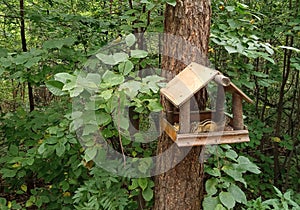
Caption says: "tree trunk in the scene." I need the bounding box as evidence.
[154,1,211,210]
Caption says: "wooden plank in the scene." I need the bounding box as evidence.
[225,83,253,103]
[160,62,218,107]
[175,130,250,147]
[232,93,244,130]
[179,100,190,133]
[160,117,177,141]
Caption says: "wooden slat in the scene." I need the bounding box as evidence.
[225,83,253,103]
[179,100,190,133]
[160,117,177,141]
[160,62,218,107]
[175,130,250,147]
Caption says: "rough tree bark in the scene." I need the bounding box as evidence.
[154,1,211,210]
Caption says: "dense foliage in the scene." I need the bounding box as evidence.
[0,0,299,209]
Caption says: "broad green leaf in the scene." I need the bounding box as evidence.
[84,147,97,162]
[100,89,113,100]
[279,46,300,53]
[0,168,17,178]
[214,204,226,210]
[55,142,66,157]
[0,57,12,68]
[43,38,74,49]
[119,80,141,98]
[116,115,129,130]
[24,56,41,68]
[113,52,129,64]
[96,53,117,65]
[102,70,124,86]
[166,0,176,7]
[54,73,75,83]
[225,45,238,54]
[46,81,66,96]
[0,47,8,57]
[118,60,134,75]
[205,167,221,177]
[252,71,269,78]
[69,86,84,97]
[228,184,247,204]
[125,34,136,47]
[225,6,235,12]
[138,178,148,191]
[96,111,112,126]
[9,145,18,156]
[83,124,98,136]
[225,149,238,161]
[38,144,46,154]
[237,156,261,174]
[222,167,246,186]
[130,50,148,58]
[147,100,162,112]
[202,196,219,210]
[142,186,153,201]
[219,191,235,209]
[205,178,218,196]
[86,73,101,84]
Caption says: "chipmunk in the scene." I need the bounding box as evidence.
[173,117,233,133]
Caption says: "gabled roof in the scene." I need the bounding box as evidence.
[160,62,253,107]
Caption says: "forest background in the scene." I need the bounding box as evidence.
[0,0,299,209]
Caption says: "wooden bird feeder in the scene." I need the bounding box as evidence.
[160,62,253,147]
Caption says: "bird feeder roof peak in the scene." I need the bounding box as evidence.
[160,62,253,107]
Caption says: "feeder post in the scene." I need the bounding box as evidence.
[232,93,244,130]
[215,84,225,124]
[179,100,190,133]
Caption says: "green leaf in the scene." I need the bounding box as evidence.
[0,47,8,57]
[54,73,75,84]
[0,197,7,206]
[100,89,113,100]
[96,112,112,126]
[43,38,74,49]
[24,56,41,68]
[46,81,66,96]
[228,184,247,204]
[147,100,162,112]
[96,53,117,65]
[56,142,66,157]
[102,70,125,86]
[84,147,97,162]
[214,204,227,210]
[113,52,129,64]
[130,50,148,58]
[138,178,148,191]
[219,191,236,209]
[237,156,261,174]
[118,60,134,75]
[119,80,141,99]
[279,46,300,53]
[225,149,238,161]
[0,168,17,178]
[205,178,218,196]
[202,196,219,210]
[82,124,98,136]
[142,186,153,201]
[166,0,176,7]
[205,167,221,177]
[222,167,246,186]
[125,34,136,47]
[225,46,238,54]
[252,71,269,78]
[9,145,19,156]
